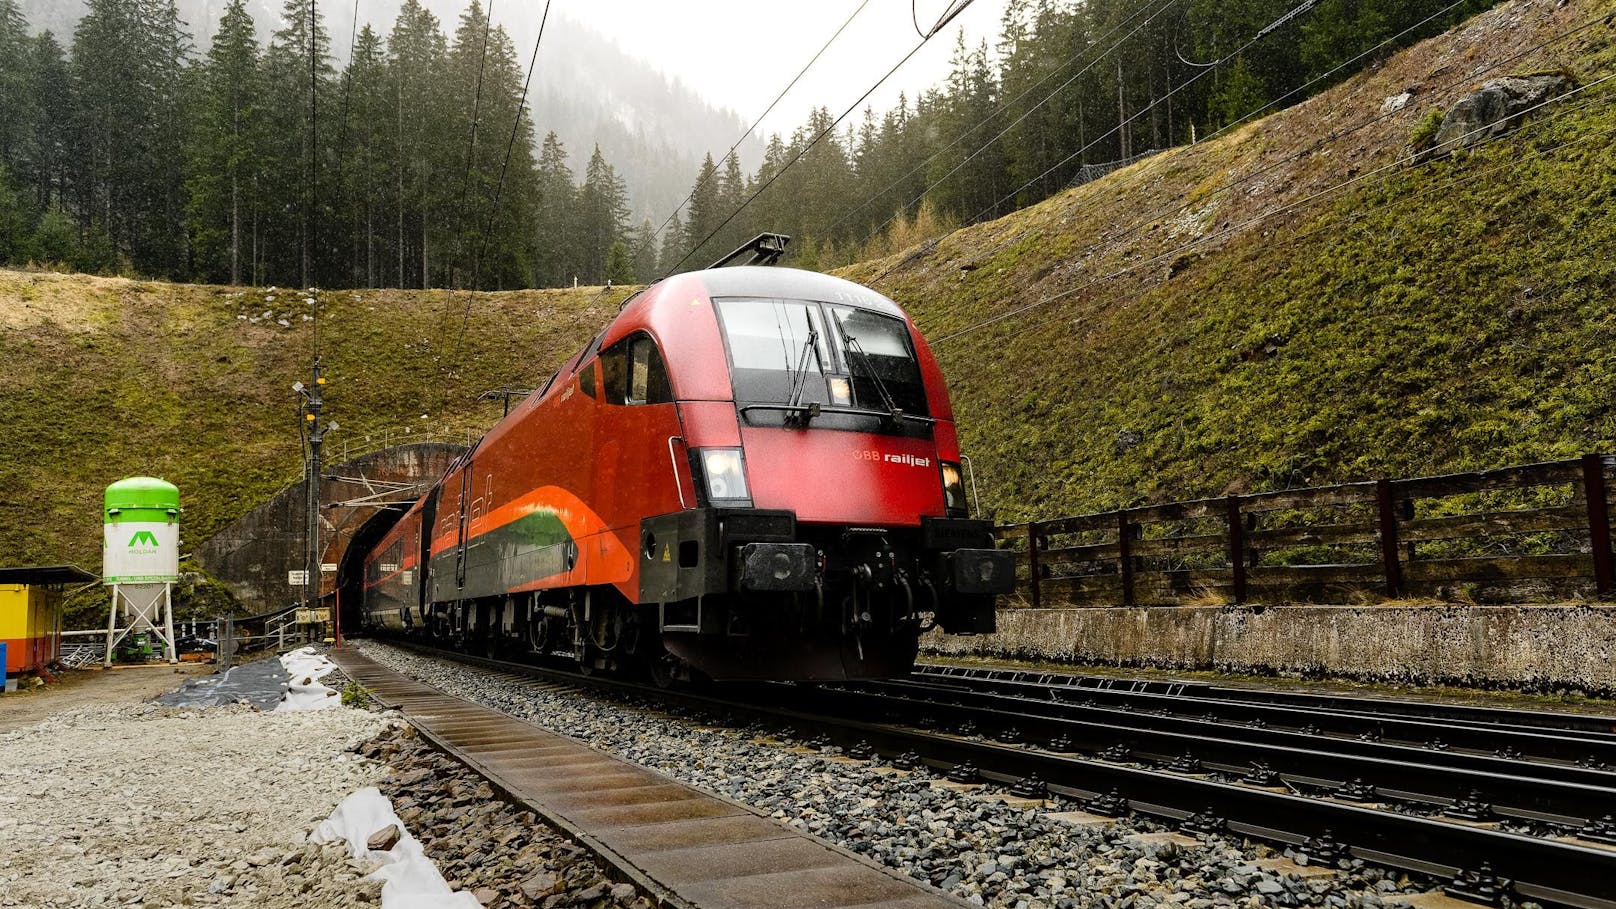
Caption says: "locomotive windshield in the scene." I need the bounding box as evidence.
[714,298,929,418]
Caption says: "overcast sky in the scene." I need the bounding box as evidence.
[483,0,1015,135]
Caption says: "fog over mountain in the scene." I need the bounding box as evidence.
[21,0,760,220]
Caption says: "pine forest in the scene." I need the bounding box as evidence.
[0,0,1495,289]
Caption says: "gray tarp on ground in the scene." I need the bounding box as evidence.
[158,656,288,710]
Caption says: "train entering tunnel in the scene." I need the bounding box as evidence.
[195,442,465,614]
[334,505,408,635]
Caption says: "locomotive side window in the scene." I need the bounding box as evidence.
[629,335,672,404]
[599,334,672,405]
[579,360,598,399]
[600,342,628,403]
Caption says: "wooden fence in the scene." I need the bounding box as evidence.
[996,454,1616,608]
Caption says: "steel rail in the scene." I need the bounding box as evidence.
[869,675,1616,775]
[908,666,1616,765]
[917,664,1616,737]
[784,681,1616,827]
[386,642,1616,909]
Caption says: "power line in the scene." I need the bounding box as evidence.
[308,0,320,357]
[895,4,1610,315]
[912,0,976,39]
[663,1,979,279]
[1062,0,1604,284]
[454,0,498,278]
[847,0,1187,255]
[963,0,1325,232]
[824,0,1184,245]
[645,0,875,251]
[928,72,1616,346]
[448,0,554,366]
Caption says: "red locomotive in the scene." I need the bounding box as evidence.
[359,239,1011,681]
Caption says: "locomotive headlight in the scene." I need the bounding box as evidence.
[941,461,968,516]
[699,448,750,503]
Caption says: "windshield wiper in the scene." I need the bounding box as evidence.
[784,327,820,424]
[834,314,903,424]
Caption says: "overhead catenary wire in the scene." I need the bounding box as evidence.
[846,0,1187,256]
[961,0,1326,234]
[824,0,1185,245]
[892,4,1610,310]
[866,0,1480,289]
[1058,1,1609,291]
[645,0,875,250]
[932,112,1616,373]
[447,0,554,368]
[662,0,980,279]
[928,70,1616,347]
[913,0,976,40]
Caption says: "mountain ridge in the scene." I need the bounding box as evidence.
[17,0,758,219]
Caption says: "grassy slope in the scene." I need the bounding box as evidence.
[0,274,613,567]
[842,0,1616,520]
[6,1,1615,572]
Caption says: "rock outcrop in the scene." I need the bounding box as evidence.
[1432,73,1574,151]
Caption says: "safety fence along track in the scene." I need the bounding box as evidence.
[998,454,1616,608]
[367,642,1616,909]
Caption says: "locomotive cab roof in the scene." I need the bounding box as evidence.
[675,266,905,318]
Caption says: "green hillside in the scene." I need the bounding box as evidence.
[843,0,1616,520]
[0,274,613,567]
[4,0,1614,572]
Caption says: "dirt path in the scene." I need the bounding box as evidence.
[0,662,212,732]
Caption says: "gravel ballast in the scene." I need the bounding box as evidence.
[363,727,651,909]
[354,641,1443,909]
[0,702,392,908]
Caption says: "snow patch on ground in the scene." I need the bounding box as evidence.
[276,646,341,711]
[312,787,482,909]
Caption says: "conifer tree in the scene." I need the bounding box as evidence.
[576,145,628,284]
[0,0,36,169]
[629,218,658,282]
[680,153,722,269]
[340,25,392,287]
[22,32,71,213]
[386,0,447,288]
[187,0,261,284]
[532,131,575,286]
[656,210,683,277]
[261,0,332,287]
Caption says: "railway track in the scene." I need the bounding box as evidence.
[329,647,973,909]
[367,640,1616,909]
[911,664,1616,760]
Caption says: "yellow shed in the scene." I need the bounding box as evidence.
[0,566,98,676]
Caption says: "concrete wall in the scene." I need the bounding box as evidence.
[924,604,1616,694]
[196,443,463,611]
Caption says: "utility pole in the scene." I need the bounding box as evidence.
[295,361,338,642]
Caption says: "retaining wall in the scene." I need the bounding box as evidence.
[923,605,1616,694]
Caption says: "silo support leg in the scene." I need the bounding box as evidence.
[163,585,177,664]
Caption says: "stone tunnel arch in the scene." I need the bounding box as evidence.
[196,442,465,613]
